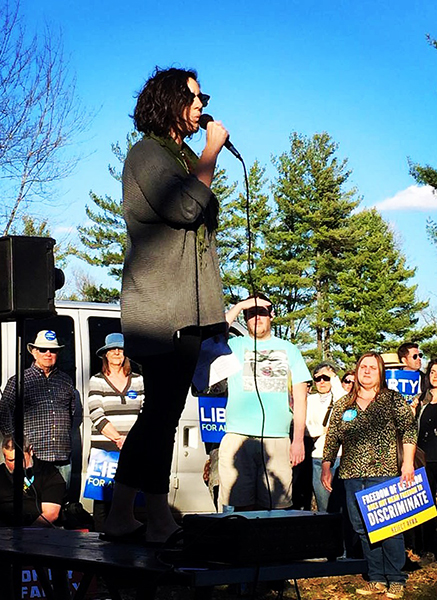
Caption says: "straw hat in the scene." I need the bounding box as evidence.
[381,352,403,369]
[27,330,64,354]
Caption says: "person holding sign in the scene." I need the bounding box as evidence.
[322,352,417,599]
[88,333,144,531]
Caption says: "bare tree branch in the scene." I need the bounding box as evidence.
[0,0,90,234]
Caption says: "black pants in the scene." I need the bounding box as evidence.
[424,461,437,554]
[115,329,202,494]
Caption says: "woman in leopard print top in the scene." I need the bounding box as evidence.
[322,352,417,597]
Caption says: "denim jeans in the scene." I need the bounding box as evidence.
[312,457,340,512]
[344,477,406,584]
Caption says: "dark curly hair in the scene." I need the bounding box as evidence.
[133,67,198,140]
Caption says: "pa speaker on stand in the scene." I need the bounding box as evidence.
[0,235,65,526]
[0,235,64,320]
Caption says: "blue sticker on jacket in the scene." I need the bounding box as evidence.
[342,409,357,422]
[126,390,138,399]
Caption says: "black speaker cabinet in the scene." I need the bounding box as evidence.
[0,236,57,320]
[183,510,344,564]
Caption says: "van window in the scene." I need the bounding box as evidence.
[24,316,76,385]
[87,317,122,378]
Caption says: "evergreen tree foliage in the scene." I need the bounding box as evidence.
[214,132,429,363]
[216,160,272,307]
[68,132,141,283]
[409,34,437,252]
[80,284,120,303]
[268,132,360,355]
[10,214,68,268]
[72,128,431,360]
[331,209,428,365]
[409,161,437,190]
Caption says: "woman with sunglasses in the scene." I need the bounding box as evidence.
[306,362,346,512]
[341,371,355,394]
[101,67,228,545]
[322,352,417,598]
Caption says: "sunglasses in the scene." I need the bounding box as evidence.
[245,307,272,319]
[343,379,354,385]
[36,348,59,354]
[189,92,210,107]
[314,374,331,383]
[412,353,423,360]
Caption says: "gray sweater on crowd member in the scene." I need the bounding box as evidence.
[121,135,225,360]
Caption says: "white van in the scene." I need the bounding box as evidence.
[0,301,244,516]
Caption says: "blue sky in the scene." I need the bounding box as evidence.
[20,0,437,310]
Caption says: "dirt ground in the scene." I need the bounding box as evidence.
[94,559,437,600]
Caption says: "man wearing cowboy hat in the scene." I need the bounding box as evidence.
[0,330,75,485]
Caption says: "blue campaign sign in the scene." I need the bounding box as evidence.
[386,369,420,404]
[83,448,119,501]
[198,396,227,443]
[356,468,437,543]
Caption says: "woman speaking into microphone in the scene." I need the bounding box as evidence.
[102,67,228,545]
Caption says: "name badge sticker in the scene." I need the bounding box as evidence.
[45,330,56,341]
[127,390,138,399]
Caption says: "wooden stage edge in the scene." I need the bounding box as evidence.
[0,527,368,600]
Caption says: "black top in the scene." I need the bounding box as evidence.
[0,457,66,526]
[418,403,437,462]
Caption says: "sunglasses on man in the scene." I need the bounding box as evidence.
[244,306,272,319]
[36,348,59,354]
[314,374,331,383]
[412,353,423,360]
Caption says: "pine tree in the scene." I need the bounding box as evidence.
[10,214,68,268]
[216,160,272,308]
[332,209,428,365]
[68,132,141,284]
[269,132,360,353]
[409,34,437,250]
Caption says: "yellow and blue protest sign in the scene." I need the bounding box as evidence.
[386,369,420,404]
[198,396,227,443]
[356,468,437,543]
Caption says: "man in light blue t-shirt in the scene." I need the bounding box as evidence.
[219,294,311,511]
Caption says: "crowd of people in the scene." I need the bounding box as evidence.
[0,315,436,598]
[0,66,436,600]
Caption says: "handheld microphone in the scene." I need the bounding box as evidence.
[199,114,242,161]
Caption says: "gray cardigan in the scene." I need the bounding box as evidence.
[121,136,225,359]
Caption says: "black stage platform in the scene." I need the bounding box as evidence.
[0,528,368,600]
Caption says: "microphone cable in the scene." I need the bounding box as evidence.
[240,157,273,511]
[201,119,273,512]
